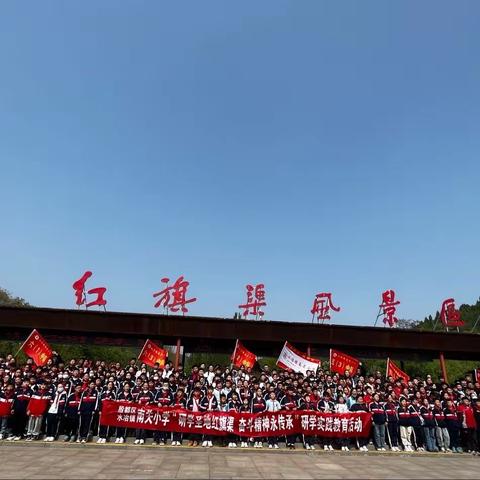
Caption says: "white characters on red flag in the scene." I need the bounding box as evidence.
[276,341,321,375]
[153,276,197,314]
[311,292,340,323]
[238,284,266,320]
[379,289,400,327]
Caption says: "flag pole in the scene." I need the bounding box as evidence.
[386,357,390,378]
[14,329,35,358]
[329,348,332,371]
[137,339,149,363]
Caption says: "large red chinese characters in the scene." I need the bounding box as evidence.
[72,271,107,309]
[153,276,197,314]
[440,298,464,329]
[238,284,266,320]
[379,289,400,327]
[311,292,340,323]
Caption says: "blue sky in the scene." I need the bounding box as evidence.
[1,1,479,325]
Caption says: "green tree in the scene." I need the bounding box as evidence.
[0,287,31,307]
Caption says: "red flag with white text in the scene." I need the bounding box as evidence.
[138,339,168,368]
[329,349,360,375]
[231,340,257,369]
[386,358,410,383]
[21,329,52,367]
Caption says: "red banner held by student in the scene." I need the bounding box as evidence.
[100,400,372,438]
[386,358,410,383]
[21,329,52,367]
[231,340,257,369]
[329,349,360,375]
[138,339,168,368]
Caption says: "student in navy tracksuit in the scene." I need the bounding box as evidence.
[370,393,387,450]
[444,399,462,452]
[115,384,133,443]
[281,387,299,449]
[420,399,438,452]
[199,387,218,447]
[409,400,425,450]
[317,396,335,450]
[171,389,187,446]
[251,389,266,448]
[227,392,242,448]
[64,384,82,442]
[239,398,252,448]
[97,382,116,443]
[384,396,400,451]
[300,394,318,450]
[78,382,99,443]
[153,383,172,445]
[134,386,154,444]
[11,382,31,440]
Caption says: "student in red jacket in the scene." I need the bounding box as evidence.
[457,397,477,453]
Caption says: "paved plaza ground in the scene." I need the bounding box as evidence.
[0,443,478,479]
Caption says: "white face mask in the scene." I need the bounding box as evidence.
[57,387,64,393]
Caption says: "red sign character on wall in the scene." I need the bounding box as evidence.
[153,276,197,314]
[440,298,464,329]
[72,271,107,310]
[238,284,266,320]
[311,292,340,323]
[379,289,400,327]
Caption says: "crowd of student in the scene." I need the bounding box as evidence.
[0,351,479,454]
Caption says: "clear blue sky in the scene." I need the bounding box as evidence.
[1,1,479,326]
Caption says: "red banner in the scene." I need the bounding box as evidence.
[329,349,360,375]
[27,396,51,416]
[386,358,410,383]
[100,400,371,438]
[138,339,168,368]
[21,329,52,367]
[0,398,13,417]
[231,340,257,369]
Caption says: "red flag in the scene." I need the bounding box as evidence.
[21,329,52,367]
[386,358,410,383]
[277,341,321,375]
[138,339,168,368]
[474,369,480,384]
[329,349,360,375]
[231,340,257,369]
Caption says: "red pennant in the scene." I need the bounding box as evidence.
[386,358,410,383]
[329,349,360,375]
[138,339,168,368]
[231,340,257,369]
[21,329,52,367]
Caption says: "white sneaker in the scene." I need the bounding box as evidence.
[120,438,125,444]
[13,436,21,441]
[305,444,310,450]
[81,439,86,444]
[44,437,49,442]
[274,444,279,449]
[328,445,334,451]
[208,441,213,447]
[96,438,102,444]
[139,439,144,445]
[202,441,207,447]
[310,445,315,450]
[324,445,329,451]
[134,439,140,445]
[268,444,273,449]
